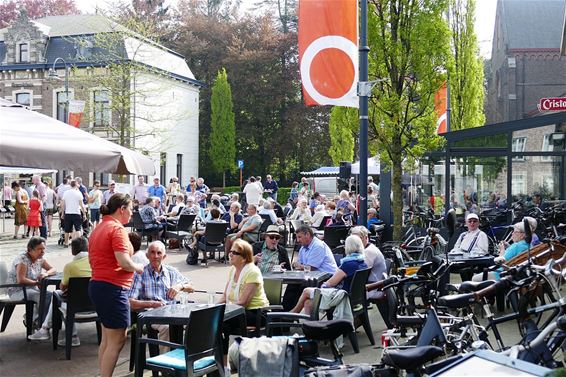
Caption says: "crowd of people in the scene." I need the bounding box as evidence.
[4,172,391,377]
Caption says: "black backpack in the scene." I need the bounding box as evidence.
[185,245,199,265]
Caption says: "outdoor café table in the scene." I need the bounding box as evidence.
[38,272,62,325]
[263,270,332,287]
[134,303,245,377]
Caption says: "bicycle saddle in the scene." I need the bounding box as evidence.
[302,320,353,342]
[437,293,475,309]
[382,345,444,371]
[557,315,566,331]
[458,280,496,293]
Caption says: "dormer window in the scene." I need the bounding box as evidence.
[19,43,29,62]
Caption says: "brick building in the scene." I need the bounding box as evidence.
[0,12,203,186]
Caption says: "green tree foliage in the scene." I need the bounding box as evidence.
[173,0,331,186]
[367,0,450,239]
[449,0,485,130]
[328,106,357,165]
[209,68,236,187]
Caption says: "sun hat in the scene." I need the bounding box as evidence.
[466,213,479,221]
[265,225,281,237]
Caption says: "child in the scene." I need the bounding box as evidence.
[27,190,42,236]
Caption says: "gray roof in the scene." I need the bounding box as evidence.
[500,0,566,49]
[35,15,129,38]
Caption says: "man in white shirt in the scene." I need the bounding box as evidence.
[61,180,87,247]
[243,176,263,206]
[131,175,149,203]
[450,213,489,257]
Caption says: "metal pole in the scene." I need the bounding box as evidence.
[64,65,69,124]
[358,0,369,228]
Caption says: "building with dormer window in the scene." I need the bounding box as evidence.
[0,12,203,186]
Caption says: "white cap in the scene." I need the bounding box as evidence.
[466,213,479,221]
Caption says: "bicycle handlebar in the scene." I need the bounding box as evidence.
[366,276,399,292]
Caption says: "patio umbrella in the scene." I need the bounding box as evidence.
[0,99,155,175]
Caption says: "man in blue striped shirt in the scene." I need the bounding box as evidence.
[128,241,194,347]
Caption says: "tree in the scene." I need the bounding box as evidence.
[328,106,356,165]
[209,68,236,187]
[367,0,450,239]
[448,0,485,131]
[0,0,79,27]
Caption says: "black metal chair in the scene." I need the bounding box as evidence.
[0,260,34,340]
[258,215,272,241]
[315,215,333,231]
[138,304,226,377]
[132,211,159,246]
[345,268,375,352]
[165,214,196,248]
[197,222,228,264]
[129,310,160,373]
[52,277,101,360]
[323,225,350,249]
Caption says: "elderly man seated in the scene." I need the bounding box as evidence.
[224,203,263,255]
[128,241,194,349]
[139,197,166,240]
[258,201,284,226]
[252,225,291,274]
[222,201,243,234]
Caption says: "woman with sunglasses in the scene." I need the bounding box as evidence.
[219,239,269,371]
[252,225,291,274]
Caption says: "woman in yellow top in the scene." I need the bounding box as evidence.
[219,239,269,366]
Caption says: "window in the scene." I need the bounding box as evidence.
[176,154,183,184]
[93,90,110,127]
[19,43,29,62]
[56,92,69,122]
[541,134,553,162]
[160,152,167,184]
[511,173,526,195]
[512,137,526,161]
[15,92,30,106]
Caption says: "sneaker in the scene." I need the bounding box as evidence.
[28,328,50,341]
[58,335,81,347]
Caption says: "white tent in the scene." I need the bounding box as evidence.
[351,157,380,175]
[0,99,155,175]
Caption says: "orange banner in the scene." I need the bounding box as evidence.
[298,0,358,107]
[68,100,85,128]
[434,82,447,134]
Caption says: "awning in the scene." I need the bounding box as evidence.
[0,99,155,175]
[0,166,58,175]
[300,166,339,176]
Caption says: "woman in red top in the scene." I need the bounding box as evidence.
[88,193,143,377]
[27,190,42,236]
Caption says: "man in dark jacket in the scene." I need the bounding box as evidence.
[252,225,290,273]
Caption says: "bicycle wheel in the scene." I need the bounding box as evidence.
[405,236,426,249]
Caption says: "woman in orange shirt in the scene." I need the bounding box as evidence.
[88,193,143,377]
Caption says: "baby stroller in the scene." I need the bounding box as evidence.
[57,213,92,245]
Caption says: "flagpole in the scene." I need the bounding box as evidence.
[358,0,369,227]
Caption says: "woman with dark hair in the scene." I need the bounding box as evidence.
[88,193,143,377]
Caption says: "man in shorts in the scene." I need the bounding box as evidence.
[61,180,86,247]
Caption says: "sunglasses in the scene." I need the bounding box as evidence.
[267,235,281,240]
[230,250,242,256]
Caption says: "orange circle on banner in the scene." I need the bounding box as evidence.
[310,48,355,99]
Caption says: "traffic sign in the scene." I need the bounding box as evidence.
[237,160,244,169]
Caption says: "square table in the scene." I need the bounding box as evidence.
[134,303,245,377]
[263,270,332,287]
[38,272,62,325]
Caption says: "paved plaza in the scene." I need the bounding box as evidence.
[0,216,524,377]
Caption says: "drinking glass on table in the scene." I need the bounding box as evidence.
[303,264,311,276]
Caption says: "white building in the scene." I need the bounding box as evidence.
[0,12,202,186]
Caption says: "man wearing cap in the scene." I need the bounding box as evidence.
[102,181,117,205]
[450,213,489,257]
[252,225,291,274]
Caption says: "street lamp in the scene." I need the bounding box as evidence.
[48,57,70,123]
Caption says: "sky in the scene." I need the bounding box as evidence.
[74,0,499,58]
